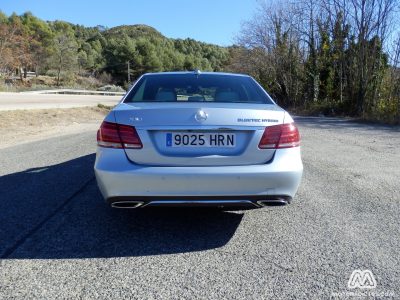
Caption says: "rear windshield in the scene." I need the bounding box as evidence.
[124,74,274,104]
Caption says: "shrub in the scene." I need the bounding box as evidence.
[97,85,125,92]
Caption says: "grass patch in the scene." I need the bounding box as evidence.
[97,103,114,110]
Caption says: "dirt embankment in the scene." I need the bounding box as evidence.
[0,106,110,149]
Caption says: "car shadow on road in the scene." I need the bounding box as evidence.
[0,154,243,259]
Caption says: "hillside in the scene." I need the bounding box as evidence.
[0,12,230,87]
[104,24,165,39]
[100,24,230,81]
[0,8,399,124]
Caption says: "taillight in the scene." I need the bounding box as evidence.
[97,121,142,149]
[258,123,300,149]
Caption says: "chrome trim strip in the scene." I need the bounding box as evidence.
[142,200,260,208]
[136,125,263,130]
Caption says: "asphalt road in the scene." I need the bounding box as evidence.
[0,117,399,299]
[0,92,121,111]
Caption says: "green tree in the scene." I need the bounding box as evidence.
[20,12,53,76]
[50,31,79,85]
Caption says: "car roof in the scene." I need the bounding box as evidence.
[142,71,250,78]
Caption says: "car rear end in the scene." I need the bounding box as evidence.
[94,72,303,209]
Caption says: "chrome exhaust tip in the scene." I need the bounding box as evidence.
[257,198,289,207]
[111,201,144,209]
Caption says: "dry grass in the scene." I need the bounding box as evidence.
[0,106,110,148]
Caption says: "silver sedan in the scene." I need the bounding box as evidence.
[94,71,303,209]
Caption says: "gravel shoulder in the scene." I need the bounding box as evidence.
[0,107,109,149]
[0,92,120,111]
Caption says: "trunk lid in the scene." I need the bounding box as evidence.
[113,102,285,166]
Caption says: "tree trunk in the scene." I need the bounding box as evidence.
[57,67,61,86]
[57,55,62,86]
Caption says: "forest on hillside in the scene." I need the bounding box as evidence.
[0,11,229,87]
[0,0,399,124]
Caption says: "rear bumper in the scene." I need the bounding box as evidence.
[94,147,303,206]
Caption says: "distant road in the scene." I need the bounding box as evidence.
[0,92,122,110]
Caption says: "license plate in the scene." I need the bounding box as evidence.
[166,132,235,147]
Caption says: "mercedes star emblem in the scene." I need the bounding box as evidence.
[195,110,208,122]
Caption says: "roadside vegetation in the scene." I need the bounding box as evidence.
[0,1,399,124]
[228,0,400,124]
